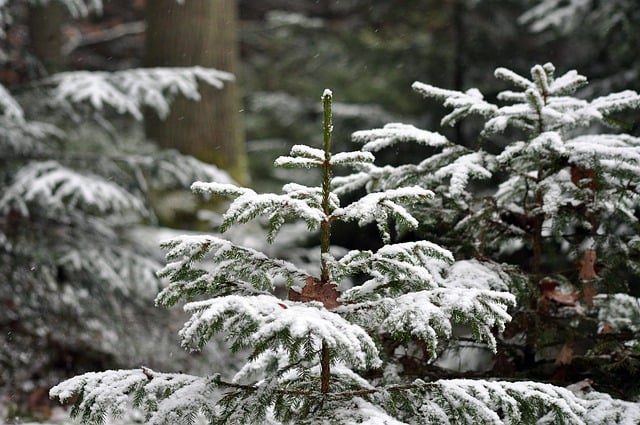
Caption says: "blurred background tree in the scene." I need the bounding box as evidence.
[0,1,240,420]
[145,0,248,184]
[1,0,639,421]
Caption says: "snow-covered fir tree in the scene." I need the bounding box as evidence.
[51,89,640,424]
[0,0,236,409]
[519,0,640,93]
[341,63,640,401]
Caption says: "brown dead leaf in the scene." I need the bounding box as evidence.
[555,343,574,366]
[539,279,579,308]
[599,321,614,334]
[582,282,597,308]
[288,276,341,310]
[570,164,598,190]
[549,291,580,306]
[578,249,597,281]
[28,387,52,418]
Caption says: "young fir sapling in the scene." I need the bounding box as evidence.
[51,89,640,424]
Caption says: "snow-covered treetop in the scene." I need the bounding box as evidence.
[343,63,640,258]
[415,63,640,136]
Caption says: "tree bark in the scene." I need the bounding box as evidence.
[28,2,67,75]
[144,0,248,184]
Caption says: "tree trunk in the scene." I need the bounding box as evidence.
[451,0,466,145]
[28,2,66,75]
[144,0,248,184]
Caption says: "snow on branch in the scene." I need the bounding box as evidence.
[180,294,381,369]
[412,82,498,127]
[334,241,453,299]
[0,84,59,157]
[333,145,490,200]
[150,151,235,189]
[442,259,512,292]
[49,368,218,425]
[403,378,640,424]
[0,160,147,218]
[191,181,253,198]
[427,63,640,136]
[375,287,514,355]
[157,235,308,306]
[567,134,640,177]
[274,144,375,169]
[494,67,535,90]
[352,123,450,152]
[46,66,234,120]
[50,368,640,425]
[518,0,590,33]
[593,293,640,333]
[38,0,104,18]
[274,144,325,168]
[330,151,376,167]
[194,181,327,241]
[59,245,162,297]
[548,69,589,96]
[336,252,515,355]
[415,379,587,424]
[590,90,640,116]
[432,151,491,196]
[0,83,24,121]
[497,131,566,165]
[338,265,514,355]
[333,186,433,242]
[493,131,640,221]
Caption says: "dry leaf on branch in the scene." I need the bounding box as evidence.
[570,164,598,190]
[288,276,341,310]
[578,249,597,281]
[599,321,614,334]
[577,249,598,306]
[538,279,579,313]
[555,343,574,366]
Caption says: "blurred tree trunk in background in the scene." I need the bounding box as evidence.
[145,0,248,184]
[28,1,66,74]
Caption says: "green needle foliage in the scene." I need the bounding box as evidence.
[51,85,640,423]
[344,62,640,401]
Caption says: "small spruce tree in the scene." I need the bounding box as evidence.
[51,89,640,424]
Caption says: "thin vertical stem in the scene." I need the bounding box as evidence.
[320,89,333,283]
[320,89,333,395]
[320,341,330,394]
[532,168,544,275]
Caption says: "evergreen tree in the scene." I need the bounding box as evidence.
[0,0,236,410]
[145,0,248,184]
[519,0,640,94]
[51,89,640,424]
[342,63,640,398]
